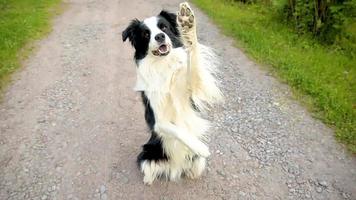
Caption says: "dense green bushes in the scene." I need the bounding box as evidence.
[282,0,356,53]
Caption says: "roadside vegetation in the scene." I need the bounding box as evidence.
[0,0,61,91]
[192,0,356,153]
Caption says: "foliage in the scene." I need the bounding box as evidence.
[282,0,356,52]
[192,0,356,153]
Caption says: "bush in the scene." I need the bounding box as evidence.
[283,0,356,50]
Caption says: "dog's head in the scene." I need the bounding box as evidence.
[122,10,183,60]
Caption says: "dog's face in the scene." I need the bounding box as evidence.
[122,11,183,61]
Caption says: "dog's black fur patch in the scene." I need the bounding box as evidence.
[157,10,183,48]
[122,19,150,60]
[137,92,168,164]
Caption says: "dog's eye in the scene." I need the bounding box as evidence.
[161,25,167,31]
[143,31,149,38]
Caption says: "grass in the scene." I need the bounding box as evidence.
[192,0,356,153]
[0,0,62,91]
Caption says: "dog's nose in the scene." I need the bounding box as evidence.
[155,33,165,43]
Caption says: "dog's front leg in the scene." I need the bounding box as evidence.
[154,122,210,158]
[178,3,223,109]
[177,2,198,50]
[177,3,203,98]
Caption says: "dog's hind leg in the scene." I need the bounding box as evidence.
[139,160,168,185]
[137,131,169,185]
[185,156,206,179]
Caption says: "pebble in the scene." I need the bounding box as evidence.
[216,170,226,177]
[318,180,328,187]
[100,185,106,194]
[101,193,108,200]
[121,176,129,184]
[342,192,350,199]
[239,191,246,196]
[37,119,46,123]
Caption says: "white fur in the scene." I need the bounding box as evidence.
[135,5,222,184]
[135,45,222,184]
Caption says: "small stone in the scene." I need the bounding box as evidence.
[318,180,328,187]
[37,119,46,123]
[121,176,129,184]
[41,195,47,200]
[342,192,350,199]
[100,185,106,194]
[101,193,108,200]
[230,127,238,132]
[316,187,322,193]
[216,170,226,177]
[239,191,246,196]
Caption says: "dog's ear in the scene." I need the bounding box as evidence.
[159,10,179,35]
[122,19,141,44]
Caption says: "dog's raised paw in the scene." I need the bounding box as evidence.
[177,2,195,33]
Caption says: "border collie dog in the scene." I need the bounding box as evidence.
[122,2,222,184]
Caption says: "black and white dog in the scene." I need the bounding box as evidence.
[122,2,222,184]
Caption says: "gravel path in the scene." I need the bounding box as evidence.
[0,0,355,199]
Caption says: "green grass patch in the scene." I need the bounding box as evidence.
[0,0,62,91]
[192,0,356,153]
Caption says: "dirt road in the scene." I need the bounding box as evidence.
[0,0,355,199]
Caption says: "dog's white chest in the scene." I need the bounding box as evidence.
[134,48,187,92]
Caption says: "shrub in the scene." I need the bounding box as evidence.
[283,0,356,50]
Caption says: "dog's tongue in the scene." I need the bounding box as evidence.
[158,45,168,53]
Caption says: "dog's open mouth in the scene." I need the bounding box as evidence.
[152,44,170,56]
